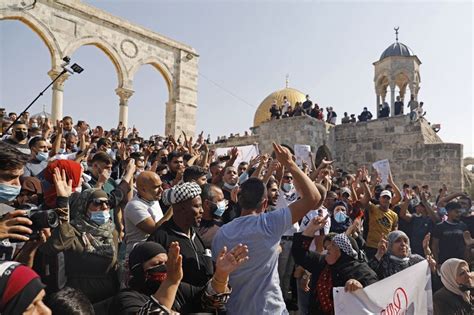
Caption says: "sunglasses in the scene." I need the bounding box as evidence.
[283,176,293,180]
[92,198,109,206]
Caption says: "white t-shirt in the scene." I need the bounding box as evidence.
[124,195,163,256]
[298,207,331,252]
[276,188,299,236]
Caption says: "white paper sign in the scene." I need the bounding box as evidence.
[333,260,433,315]
[372,159,391,186]
[294,144,312,168]
[215,144,259,167]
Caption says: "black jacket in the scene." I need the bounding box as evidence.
[147,219,214,287]
[292,233,378,314]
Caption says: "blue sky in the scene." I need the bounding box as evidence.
[0,0,472,156]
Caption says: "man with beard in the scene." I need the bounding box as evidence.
[160,151,185,189]
[3,122,30,155]
[197,184,226,249]
[266,178,280,212]
[110,241,248,314]
[147,182,213,287]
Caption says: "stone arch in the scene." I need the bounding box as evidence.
[0,11,62,68]
[128,57,173,100]
[63,36,127,87]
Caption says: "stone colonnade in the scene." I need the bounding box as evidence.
[0,0,199,137]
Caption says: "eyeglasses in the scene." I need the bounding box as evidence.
[92,198,109,206]
[283,176,293,180]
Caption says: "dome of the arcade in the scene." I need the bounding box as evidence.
[379,42,414,61]
[253,87,307,127]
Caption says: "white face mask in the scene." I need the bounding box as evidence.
[321,250,328,255]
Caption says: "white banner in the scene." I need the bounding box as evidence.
[215,144,259,167]
[333,260,433,315]
[372,159,391,186]
[294,144,312,168]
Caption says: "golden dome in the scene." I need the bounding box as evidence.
[253,87,307,127]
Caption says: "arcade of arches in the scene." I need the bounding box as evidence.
[0,0,199,137]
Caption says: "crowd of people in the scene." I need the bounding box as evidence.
[269,94,426,126]
[0,109,471,315]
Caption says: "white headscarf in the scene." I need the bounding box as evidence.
[440,258,470,302]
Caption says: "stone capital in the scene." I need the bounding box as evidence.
[115,87,135,105]
[47,69,70,91]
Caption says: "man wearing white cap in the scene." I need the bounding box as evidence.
[360,184,399,259]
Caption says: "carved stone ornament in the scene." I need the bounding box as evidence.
[120,39,138,58]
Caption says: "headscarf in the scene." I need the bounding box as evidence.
[70,189,117,267]
[386,230,412,265]
[128,242,167,292]
[440,258,471,302]
[43,160,82,208]
[333,233,358,259]
[161,182,202,206]
[0,262,45,315]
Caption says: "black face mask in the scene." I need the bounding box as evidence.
[144,264,167,295]
[15,131,28,141]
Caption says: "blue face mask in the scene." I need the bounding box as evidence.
[90,211,111,225]
[334,211,348,223]
[131,144,140,152]
[282,183,294,192]
[438,207,447,216]
[223,182,238,191]
[213,201,227,217]
[36,151,49,162]
[0,183,21,202]
[58,148,66,154]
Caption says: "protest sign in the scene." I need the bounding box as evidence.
[372,159,391,186]
[294,144,312,168]
[215,144,259,167]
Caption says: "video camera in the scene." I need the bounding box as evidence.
[11,204,60,242]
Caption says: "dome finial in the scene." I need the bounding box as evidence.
[394,26,399,42]
[285,73,289,88]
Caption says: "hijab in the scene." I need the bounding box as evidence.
[440,258,470,303]
[70,188,117,267]
[128,242,167,293]
[387,230,411,263]
[43,160,82,208]
[0,262,45,315]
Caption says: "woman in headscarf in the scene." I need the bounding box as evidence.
[43,160,83,209]
[40,188,119,303]
[368,230,425,279]
[329,200,351,233]
[433,258,473,315]
[109,241,248,315]
[0,261,51,315]
[292,216,378,315]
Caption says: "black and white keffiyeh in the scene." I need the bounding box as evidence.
[162,182,202,206]
[333,233,358,258]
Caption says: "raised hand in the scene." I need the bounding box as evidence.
[166,242,183,284]
[215,244,249,276]
[375,235,388,260]
[0,210,33,242]
[272,143,293,167]
[302,215,328,237]
[53,167,73,198]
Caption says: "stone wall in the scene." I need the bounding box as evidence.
[212,114,464,191]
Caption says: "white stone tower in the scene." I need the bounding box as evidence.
[373,27,421,117]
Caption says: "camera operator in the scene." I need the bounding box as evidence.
[0,142,34,260]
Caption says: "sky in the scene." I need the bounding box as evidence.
[0,0,472,157]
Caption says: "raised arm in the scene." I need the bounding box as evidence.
[359,168,372,208]
[388,172,401,206]
[273,143,323,224]
[399,194,412,222]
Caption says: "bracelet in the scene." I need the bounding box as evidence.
[212,276,228,285]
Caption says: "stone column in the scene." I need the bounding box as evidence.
[115,87,134,128]
[48,69,70,123]
[390,82,396,117]
[376,93,381,118]
[165,100,197,137]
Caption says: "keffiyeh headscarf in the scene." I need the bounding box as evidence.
[333,233,358,259]
[0,262,45,315]
[440,258,471,303]
[162,182,202,206]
